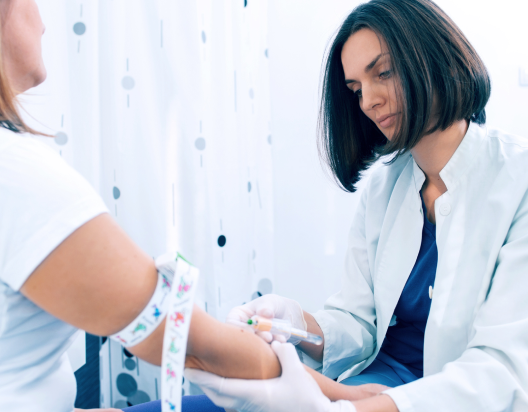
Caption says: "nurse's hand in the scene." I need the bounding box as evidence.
[226,294,306,343]
[186,341,356,412]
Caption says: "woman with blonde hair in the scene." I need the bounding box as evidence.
[0,1,386,412]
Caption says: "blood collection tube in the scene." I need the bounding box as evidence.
[247,316,323,345]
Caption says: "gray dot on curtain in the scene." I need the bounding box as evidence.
[218,235,227,247]
[127,390,150,406]
[267,135,272,145]
[251,291,262,300]
[116,373,137,397]
[113,187,121,200]
[122,76,135,90]
[73,22,86,35]
[55,132,68,145]
[201,31,207,43]
[258,278,273,295]
[124,358,136,371]
[252,250,256,260]
[195,137,206,150]
[265,49,268,58]
[249,88,254,99]
[113,400,128,409]
[248,182,252,192]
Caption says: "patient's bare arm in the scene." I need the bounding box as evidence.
[184,306,388,402]
[185,305,281,379]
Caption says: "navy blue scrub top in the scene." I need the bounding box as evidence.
[380,194,438,378]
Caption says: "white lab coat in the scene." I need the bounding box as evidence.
[313,122,528,411]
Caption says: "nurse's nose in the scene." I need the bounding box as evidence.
[360,85,384,112]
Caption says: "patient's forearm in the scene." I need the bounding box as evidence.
[185,305,281,379]
[184,305,388,402]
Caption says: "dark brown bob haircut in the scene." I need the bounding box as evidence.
[319,0,491,192]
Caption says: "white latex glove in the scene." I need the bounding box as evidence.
[226,294,307,344]
[185,341,356,412]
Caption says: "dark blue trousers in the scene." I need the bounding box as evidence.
[122,395,225,412]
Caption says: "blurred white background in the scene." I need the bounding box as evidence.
[18,0,528,407]
[269,0,528,313]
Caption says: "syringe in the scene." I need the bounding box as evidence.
[247,316,323,346]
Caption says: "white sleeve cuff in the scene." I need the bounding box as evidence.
[383,387,415,412]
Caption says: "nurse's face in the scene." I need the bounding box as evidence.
[341,29,399,141]
[0,0,46,94]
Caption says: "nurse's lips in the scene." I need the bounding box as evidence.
[377,113,398,128]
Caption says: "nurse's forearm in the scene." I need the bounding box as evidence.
[183,307,388,402]
[305,368,388,402]
[299,311,325,362]
[353,394,399,412]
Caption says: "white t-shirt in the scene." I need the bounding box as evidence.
[0,127,108,412]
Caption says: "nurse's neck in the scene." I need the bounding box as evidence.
[410,119,469,222]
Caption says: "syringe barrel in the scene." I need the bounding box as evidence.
[249,316,323,345]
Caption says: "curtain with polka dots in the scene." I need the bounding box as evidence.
[26,0,273,408]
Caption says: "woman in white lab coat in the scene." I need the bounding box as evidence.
[187,0,528,411]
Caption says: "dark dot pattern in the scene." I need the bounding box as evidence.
[73,22,86,35]
[113,400,128,409]
[258,278,273,295]
[195,137,206,150]
[122,76,135,90]
[252,250,256,260]
[113,187,121,200]
[265,49,268,58]
[249,88,254,99]
[251,291,262,300]
[201,31,207,43]
[55,132,68,145]
[116,373,137,397]
[124,358,136,371]
[217,235,227,247]
[267,135,272,145]
[128,390,151,406]
[244,0,248,6]
[123,348,134,358]
[248,182,252,192]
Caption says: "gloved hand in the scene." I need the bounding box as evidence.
[226,294,307,344]
[185,341,356,412]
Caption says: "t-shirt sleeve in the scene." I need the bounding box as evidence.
[0,136,109,291]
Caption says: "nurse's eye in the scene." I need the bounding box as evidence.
[379,70,392,80]
[354,89,362,98]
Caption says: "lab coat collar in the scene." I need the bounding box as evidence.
[411,122,487,192]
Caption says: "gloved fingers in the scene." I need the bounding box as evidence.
[271,341,306,374]
[198,385,242,410]
[184,368,225,392]
[184,369,246,410]
[253,295,278,319]
[272,334,288,343]
[330,400,357,412]
[255,330,273,343]
[225,305,255,325]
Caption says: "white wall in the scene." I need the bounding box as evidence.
[269,0,528,313]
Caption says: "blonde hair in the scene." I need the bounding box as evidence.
[0,9,44,135]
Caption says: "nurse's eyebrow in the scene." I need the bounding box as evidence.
[345,52,389,84]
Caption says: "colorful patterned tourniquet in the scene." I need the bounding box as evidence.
[156,253,199,412]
